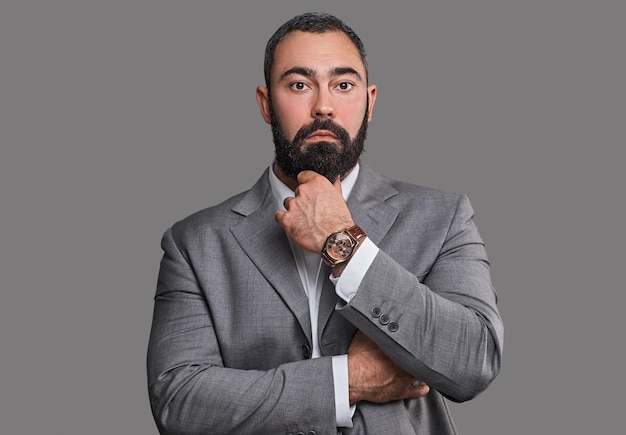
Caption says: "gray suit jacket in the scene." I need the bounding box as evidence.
[147,163,503,434]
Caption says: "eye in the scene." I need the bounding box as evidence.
[290,82,309,91]
[336,82,354,91]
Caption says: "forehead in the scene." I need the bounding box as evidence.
[271,30,366,81]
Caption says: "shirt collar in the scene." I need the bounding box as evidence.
[269,163,360,211]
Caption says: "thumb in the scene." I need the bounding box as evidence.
[333,176,343,193]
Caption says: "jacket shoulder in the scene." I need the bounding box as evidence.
[383,174,467,213]
[358,163,465,208]
[166,169,272,242]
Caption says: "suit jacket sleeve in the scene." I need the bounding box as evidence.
[338,193,503,402]
[147,227,338,435]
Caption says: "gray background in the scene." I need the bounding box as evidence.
[1,1,623,434]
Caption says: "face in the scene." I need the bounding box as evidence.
[257,31,377,184]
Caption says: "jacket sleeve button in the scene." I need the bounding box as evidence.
[379,314,390,325]
[370,307,382,318]
[388,321,399,332]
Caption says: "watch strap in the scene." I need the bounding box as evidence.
[345,225,366,244]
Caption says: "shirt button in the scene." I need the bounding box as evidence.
[370,307,382,318]
[388,321,399,332]
[379,314,390,325]
[301,344,312,359]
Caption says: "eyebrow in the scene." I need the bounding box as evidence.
[279,66,362,82]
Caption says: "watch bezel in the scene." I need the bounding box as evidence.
[321,225,365,267]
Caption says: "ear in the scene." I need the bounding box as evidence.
[366,84,377,122]
[256,86,272,124]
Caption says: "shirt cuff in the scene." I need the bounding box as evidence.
[332,355,355,428]
[330,237,379,303]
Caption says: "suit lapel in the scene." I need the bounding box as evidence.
[346,163,401,246]
[230,164,401,347]
[229,170,313,342]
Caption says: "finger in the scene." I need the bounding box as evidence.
[333,176,343,192]
[413,383,430,398]
[296,170,317,184]
[283,196,293,210]
[410,381,430,398]
[275,210,286,223]
[297,170,333,186]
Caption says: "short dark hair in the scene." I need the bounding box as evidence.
[264,12,368,88]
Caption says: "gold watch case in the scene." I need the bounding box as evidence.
[321,225,366,267]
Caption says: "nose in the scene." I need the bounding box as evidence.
[311,89,335,119]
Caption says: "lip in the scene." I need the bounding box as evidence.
[306,130,338,141]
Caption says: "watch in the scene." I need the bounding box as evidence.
[321,225,366,267]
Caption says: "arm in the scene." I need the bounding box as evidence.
[276,171,502,403]
[338,193,503,402]
[147,228,338,435]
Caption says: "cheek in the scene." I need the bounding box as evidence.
[274,103,309,138]
[340,101,368,134]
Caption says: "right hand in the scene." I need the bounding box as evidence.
[347,331,430,404]
[275,171,354,254]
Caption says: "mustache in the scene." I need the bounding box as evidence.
[292,119,351,145]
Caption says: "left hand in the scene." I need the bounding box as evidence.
[275,170,354,253]
[348,331,430,404]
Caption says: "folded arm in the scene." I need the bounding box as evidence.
[338,194,503,402]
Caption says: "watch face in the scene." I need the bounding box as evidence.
[325,232,355,261]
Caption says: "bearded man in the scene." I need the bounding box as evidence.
[147,12,503,435]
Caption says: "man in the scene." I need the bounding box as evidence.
[147,12,503,435]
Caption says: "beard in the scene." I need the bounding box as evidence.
[270,100,369,183]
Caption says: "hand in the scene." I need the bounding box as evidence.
[347,331,430,404]
[275,170,354,253]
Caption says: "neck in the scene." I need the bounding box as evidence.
[273,161,299,191]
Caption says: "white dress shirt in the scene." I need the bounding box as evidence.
[269,163,379,428]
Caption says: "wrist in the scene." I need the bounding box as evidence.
[347,352,364,404]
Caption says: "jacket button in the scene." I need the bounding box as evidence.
[370,307,382,318]
[301,344,312,359]
[379,314,390,325]
[388,321,399,332]
[308,431,317,435]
